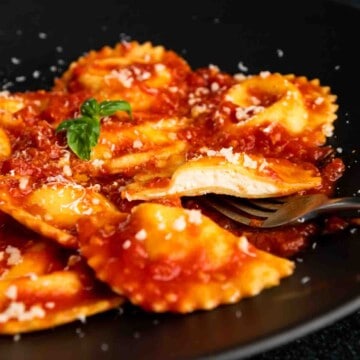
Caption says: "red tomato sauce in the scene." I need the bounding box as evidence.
[0,65,346,261]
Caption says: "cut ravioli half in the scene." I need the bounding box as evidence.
[224,73,337,144]
[0,225,123,334]
[79,203,294,313]
[123,150,321,201]
[54,41,191,113]
[0,177,118,248]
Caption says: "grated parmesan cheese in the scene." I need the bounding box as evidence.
[237,236,255,256]
[258,160,268,172]
[210,82,220,92]
[122,240,131,249]
[186,209,202,225]
[242,154,258,169]
[91,159,105,168]
[26,273,38,281]
[105,69,134,88]
[0,90,10,98]
[132,139,143,149]
[0,302,46,323]
[259,71,271,78]
[173,216,186,231]
[219,147,240,164]
[235,105,265,122]
[135,70,151,81]
[45,302,55,309]
[43,214,54,221]
[314,96,324,105]
[5,285,18,300]
[233,73,247,81]
[201,146,241,164]
[154,63,165,72]
[135,229,147,241]
[67,255,82,267]
[63,165,72,177]
[191,104,208,117]
[91,197,100,205]
[5,245,23,266]
[208,64,220,72]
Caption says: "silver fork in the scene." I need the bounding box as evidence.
[201,194,360,228]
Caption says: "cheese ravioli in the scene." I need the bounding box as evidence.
[78,203,294,313]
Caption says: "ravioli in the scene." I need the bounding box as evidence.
[79,203,294,313]
[123,151,321,200]
[0,177,118,248]
[54,41,191,114]
[0,219,123,334]
[223,73,337,145]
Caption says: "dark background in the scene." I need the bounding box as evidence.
[1,1,360,359]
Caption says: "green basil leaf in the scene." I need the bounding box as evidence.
[80,98,100,118]
[99,100,132,118]
[86,117,101,147]
[56,98,132,160]
[55,118,78,132]
[66,117,100,160]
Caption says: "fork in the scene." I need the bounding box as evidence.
[201,194,360,228]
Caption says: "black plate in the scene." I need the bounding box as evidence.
[1,1,360,359]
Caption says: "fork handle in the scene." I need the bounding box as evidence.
[317,196,360,213]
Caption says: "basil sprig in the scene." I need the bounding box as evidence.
[56,98,132,160]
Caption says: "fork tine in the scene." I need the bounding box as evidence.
[202,195,280,226]
[201,197,253,226]
[249,198,285,210]
[222,197,276,217]
[200,193,360,229]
